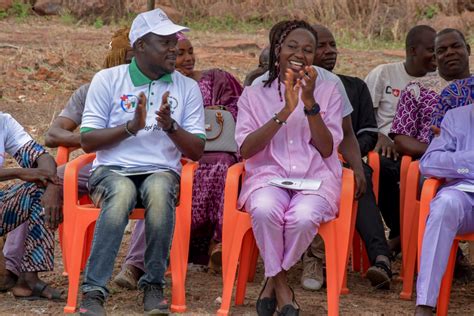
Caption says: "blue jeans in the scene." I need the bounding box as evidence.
[81,166,180,298]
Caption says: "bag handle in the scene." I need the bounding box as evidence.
[206,112,224,141]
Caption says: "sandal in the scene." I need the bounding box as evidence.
[256,278,276,316]
[14,280,65,302]
[366,260,392,290]
[277,285,299,316]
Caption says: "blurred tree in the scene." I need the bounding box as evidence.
[147,0,155,10]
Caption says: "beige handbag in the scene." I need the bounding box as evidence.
[204,107,238,153]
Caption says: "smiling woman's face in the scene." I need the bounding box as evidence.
[278,28,316,80]
[176,39,195,77]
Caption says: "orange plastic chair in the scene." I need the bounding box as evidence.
[217,163,355,316]
[55,146,79,166]
[417,178,473,315]
[55,146,81,275]
[351,151,380,275]
[399,160,422,299]
[399,155,413,277]
[62,153,197,314]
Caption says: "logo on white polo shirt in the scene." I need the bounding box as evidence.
[120,94,139,113]
[167,95,178,114]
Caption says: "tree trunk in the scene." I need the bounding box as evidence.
[147,0,155,10]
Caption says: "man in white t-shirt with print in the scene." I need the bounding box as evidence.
[78,9,205,316]
[364,25,437,253]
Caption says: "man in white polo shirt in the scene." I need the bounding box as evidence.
[78,9,205,316]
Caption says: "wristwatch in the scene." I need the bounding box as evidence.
[163,119,178,134]
[304,103,321,116]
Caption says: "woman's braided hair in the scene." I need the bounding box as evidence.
[264,20,318,102]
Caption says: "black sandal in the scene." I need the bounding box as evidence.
[14,280,65,302]
[256,278,277,316]
[277,286,299,316]
[366,260,392,290]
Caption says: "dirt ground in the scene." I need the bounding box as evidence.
[0,17,474,315]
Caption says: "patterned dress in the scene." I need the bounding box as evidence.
[390,72,449,143]
[431,76,474,131]
[1,140,54,272]
[189,69,243,264]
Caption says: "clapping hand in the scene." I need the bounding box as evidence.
[127,92,147,134]
[283,69,301,113]
[299,66,318,108]
[156,91,173,130]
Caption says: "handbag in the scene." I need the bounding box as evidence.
[204,106,238,153]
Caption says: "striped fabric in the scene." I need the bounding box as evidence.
[0,140,54,272]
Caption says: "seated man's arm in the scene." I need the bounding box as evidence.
[339,116,366,198]
[81,94,146,153]
[45,117,80,148]
[355,79,378,157]
[45,84,89,148]
[420,111,474,179]
[80,72,147,153]
[389,83,430,159]
[393,135,428,159]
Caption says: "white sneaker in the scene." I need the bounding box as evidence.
[300,251,324,291]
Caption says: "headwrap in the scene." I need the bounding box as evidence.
[176,31,187,42]
[104,27,132,69]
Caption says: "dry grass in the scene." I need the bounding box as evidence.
[167,0,472,41]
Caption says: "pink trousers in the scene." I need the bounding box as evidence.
[245,186,336,277]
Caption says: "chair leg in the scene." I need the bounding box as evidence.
[352,233,361,272]
[235,232,255,305]
[217,229,248,316]
[324,234,340,316]
[59,224,69,276]
[81,224,95,271]
[400,203,419,300]
[169,221,188,313]
[400,240,416,300]
[436,241,458,316]
[341,269,349,295]
[247,242,259,283]
[64,225,89,314]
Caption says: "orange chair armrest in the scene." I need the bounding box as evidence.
[56,146,81,166]
[63,153,96,209]
[417,177,443,263]
[419,178,443,220]
[223,162,245,216]
[338,168,355,223]
[179,160,198,199]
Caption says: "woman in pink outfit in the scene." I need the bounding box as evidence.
[235,20,344,316]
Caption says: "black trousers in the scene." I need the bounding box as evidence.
[355,162,391,263]
[377,155,401,239]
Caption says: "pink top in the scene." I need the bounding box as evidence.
[235,80,344,211]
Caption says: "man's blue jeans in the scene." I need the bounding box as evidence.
[81,166,180,298]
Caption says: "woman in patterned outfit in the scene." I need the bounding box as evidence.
[175,32,243,267]
[0,112,63,300]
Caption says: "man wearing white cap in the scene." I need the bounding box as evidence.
[78,9,205,316]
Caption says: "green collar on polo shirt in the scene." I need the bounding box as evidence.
[129,57,173,87]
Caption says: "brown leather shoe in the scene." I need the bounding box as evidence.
[113,264,144,290]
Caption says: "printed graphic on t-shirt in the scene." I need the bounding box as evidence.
[385,86,401,97]
[168,95,179,114]
[120,94,139,113]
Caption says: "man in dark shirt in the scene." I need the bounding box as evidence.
[301,25,392,291]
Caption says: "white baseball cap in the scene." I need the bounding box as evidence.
[129,8,189,47]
